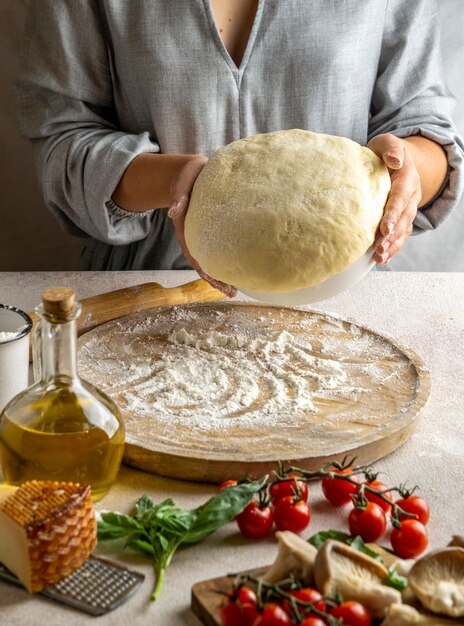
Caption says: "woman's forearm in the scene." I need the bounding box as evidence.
[114,137,447,213]
[111,152,198,212]
[403,136,448,207]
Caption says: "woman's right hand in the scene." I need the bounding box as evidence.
[168,156,237,297]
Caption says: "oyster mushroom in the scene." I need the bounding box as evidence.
[261,531,317,584]
[314,540,402,619]
[380,603,457,626]
[408,547,464,618]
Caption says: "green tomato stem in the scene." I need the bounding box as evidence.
[286,464,418,522]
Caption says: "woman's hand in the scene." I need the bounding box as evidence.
[168,156,237,297]
[367,134,422,265]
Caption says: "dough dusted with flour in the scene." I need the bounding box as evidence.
[184,130,391,292]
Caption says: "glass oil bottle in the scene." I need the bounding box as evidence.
[0,288,125,500]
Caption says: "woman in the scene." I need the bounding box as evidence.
[15,0,464,294]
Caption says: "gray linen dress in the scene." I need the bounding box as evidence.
[14,0,464,271]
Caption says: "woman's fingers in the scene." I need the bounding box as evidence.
[375,221,414,264]
[379,159,420,238]
[375,197,418,264]
[368,133,405,170]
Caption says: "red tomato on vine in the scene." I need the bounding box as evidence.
[396,495,430,525]
[301,618,326,626]
[273,496,311,533]
[282,587,326,615]
[269,474,309,503]
[322,468,360,506]
[220,586,258,626]
[390,519,428,558]
[236,501,274,538]
[329,601,372,626]
[364,479,394,513]
[252,603,291,626]
[348,501,387,542]
[217,479,238,492]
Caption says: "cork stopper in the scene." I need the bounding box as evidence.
[41,287,75,320]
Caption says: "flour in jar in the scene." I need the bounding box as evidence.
[0,331,20,343]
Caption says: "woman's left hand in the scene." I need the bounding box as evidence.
[367,133,422,265]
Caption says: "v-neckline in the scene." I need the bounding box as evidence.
[202,0,265,73]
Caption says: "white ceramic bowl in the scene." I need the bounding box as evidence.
[239,246,375,306]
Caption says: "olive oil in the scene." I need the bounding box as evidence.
[0,288,125,501]
[0,384,124,500]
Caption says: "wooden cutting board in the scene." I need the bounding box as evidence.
[190,546,401,626]
[191,567,266,626]
[78,302,430,483]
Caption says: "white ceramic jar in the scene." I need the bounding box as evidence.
[0,304,32,412]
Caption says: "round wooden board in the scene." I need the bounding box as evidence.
[78,303,430,483]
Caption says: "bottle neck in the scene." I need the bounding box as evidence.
[41,319,78,382]
[34,304,81,384]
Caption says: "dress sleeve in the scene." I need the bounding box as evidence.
[13,0,159,245]
[368,0,464,233]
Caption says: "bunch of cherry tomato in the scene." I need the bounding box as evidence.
[220,574,372,626]
[321,466,430,559]
[219,473,312,538]
[218,460,430,560]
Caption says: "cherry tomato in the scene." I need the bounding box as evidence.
[269,474,309,503]
[220,586,258,626]
[322,468,360,506]
[252,603,291,626]
[217,479,238,492]
[283,587,326,616]
[390,519,428,559]
[396,495,430,525]
[301,618,326,626]
[348,501,387,542]
[273,496,311,533]
[329,601,371,626]
[236,501,274,538]
[364,480,394,513]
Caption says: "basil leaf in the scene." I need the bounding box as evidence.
[97,511,145,540]
[156,506,196,536]
[135,497,176,525]
[308,529,352,550]
[349,536,384,563]
[135,494,155,520]
[184,477,267,544]
[308,529,384,563]
[386,565,408,591]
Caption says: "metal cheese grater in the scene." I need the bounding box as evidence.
[0,556,145,616]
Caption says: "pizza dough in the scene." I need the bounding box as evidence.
[184,130,391,292]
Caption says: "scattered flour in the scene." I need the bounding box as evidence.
[77,304,418,456]
[0,330,19,343]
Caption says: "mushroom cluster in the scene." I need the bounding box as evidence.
[261,533,464,625]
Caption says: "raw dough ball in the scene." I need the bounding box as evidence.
[184,130,391,292]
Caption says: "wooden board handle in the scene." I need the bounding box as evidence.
[28,279,225,357]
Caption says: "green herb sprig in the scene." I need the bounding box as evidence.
[97,476,267,600]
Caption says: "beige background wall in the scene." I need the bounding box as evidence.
[0,0,463,272]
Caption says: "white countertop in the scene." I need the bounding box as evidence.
[1,270,463,625]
